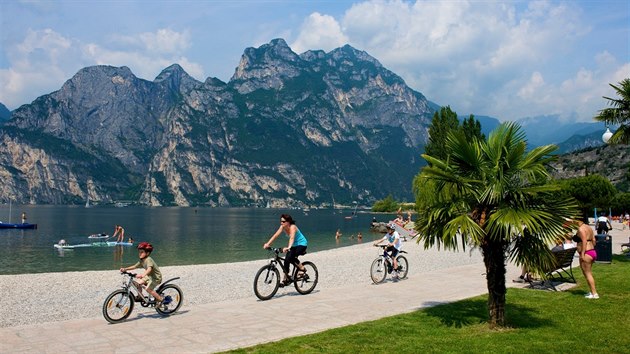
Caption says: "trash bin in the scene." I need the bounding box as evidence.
[595,234,612,263]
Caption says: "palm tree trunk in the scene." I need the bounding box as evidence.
[482,237,508,328]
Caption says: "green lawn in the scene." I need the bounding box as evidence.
[230,255,629,353]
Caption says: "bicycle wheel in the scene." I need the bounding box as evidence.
[395,255,409,279]
[254,264,280,300]
[370,257,387,284]
[294,261,318,295]
[156,284,183,315]
[103,289,134,324]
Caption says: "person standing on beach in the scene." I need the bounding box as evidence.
[263,214,308,286]
[112,225,125,243]
[572,220,599,299]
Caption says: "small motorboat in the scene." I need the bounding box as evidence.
[0,222,37,229]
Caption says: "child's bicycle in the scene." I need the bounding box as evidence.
[370,245,409,284]
[102,270,183,323]
[253,247,319,300]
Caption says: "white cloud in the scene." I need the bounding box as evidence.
[113,28,192,54]
[290,12,349,53]
[291,0,627,122]
[0,29,81,109]
[1,0,627,124]
[0,28,204,108]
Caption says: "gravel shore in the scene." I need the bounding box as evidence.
[3,225,627,330]
[0,240,485,328]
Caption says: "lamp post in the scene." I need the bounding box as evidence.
[602,126,613,144]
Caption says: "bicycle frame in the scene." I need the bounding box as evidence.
[254,247,318,300]
[119,271,180,307]
[370,245,408,284]
[265,248,300,277]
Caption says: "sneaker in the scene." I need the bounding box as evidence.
[585,293,599,299]
[512,275,525,283]
[162,295,172,305]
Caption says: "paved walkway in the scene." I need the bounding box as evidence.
[1,227,627,353]
[0,261,527,354]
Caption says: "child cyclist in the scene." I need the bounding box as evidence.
[120,242,172,306]
[374,223,403,276]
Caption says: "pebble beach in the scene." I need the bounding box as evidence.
[3,224,627,330]
[0,239,484,328]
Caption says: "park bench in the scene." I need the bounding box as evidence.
[529,247,577,291]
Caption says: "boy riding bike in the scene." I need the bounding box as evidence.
[374,223,402,276]
[120,242,172,306]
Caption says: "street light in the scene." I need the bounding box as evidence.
[602,126,613,144]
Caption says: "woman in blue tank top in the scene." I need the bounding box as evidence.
[263,214,308,285]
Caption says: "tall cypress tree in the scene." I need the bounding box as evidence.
[424,106,459,161]
[461,114,485,141]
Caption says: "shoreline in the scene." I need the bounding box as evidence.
[2,226,627,329]
[0,240,484,328]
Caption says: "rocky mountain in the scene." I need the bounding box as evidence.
[0,103,9,123]
[462,113,606,153]
[550,143,630,192]
[0,39,432,207]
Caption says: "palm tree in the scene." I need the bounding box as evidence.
[594,78,630,144]
[413,122,577,328]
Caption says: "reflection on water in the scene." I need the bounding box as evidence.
[0,205,392,275]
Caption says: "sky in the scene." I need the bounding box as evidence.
[1,0,628,123]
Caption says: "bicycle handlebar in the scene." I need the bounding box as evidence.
[120,270,137,277]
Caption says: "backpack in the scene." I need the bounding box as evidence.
[597,220,609,233]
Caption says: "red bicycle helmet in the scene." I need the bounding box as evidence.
[137,242,154,252]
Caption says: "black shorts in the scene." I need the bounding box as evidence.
[386,246,399,257]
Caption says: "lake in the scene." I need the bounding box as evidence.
[0,205,391,275]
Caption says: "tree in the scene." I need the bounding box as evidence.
[461,114,485,141]
[557,174,617,222]
[414,122,577,328]
[611,192,630,215]
[594,78,630,144]
[372,195,399,212]
[424,106,459,161]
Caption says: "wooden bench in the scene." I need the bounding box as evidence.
[530,247,577,291]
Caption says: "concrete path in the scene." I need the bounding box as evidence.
[0,261,527,354]
[1,226,627,354]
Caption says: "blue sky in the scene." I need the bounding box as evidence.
[1,0,628,123]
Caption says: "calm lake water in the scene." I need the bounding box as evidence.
[0,205,390,275]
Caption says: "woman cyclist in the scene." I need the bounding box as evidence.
[263,214,308,286]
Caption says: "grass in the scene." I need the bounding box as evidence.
[229,255,630,353]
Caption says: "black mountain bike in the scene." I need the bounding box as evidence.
[370,245,409,284]
[253,247,319,300]
[102,271,183,323]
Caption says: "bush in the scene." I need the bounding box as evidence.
[372,195,399,212]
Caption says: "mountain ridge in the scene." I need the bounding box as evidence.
[0,39,432,207]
